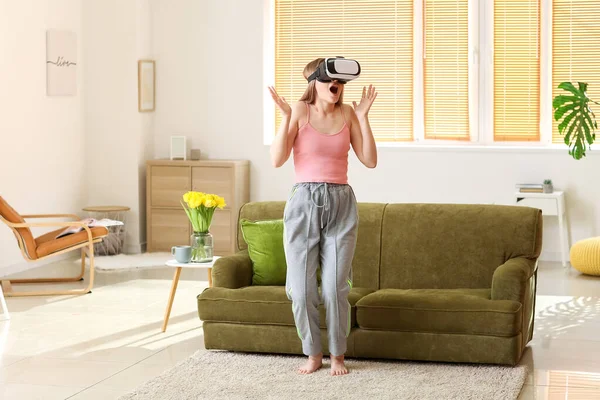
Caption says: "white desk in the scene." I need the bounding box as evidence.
[514,191,569,267]
[162,256,220,332]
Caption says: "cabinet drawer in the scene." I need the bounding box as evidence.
[192,167,233,208]
[150,209,190,251]
[211,209,232,253]
[151,166,191,207]
[515,197,557,216]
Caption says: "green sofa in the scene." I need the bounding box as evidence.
[197,201,542,366]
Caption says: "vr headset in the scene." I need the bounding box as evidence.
[307,57,361,84]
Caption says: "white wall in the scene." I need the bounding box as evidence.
[0,0,86,274]
[0,0,153,275]
[83,0,153,254]
[151,0,599,262]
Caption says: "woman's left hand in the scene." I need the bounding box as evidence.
[352,84,378,119]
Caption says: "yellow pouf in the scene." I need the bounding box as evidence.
[570,237,600,276]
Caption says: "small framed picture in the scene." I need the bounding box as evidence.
[138,60,155,112]
[170,136,187,160]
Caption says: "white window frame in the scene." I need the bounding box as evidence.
[264,0,571,152]
[414,0,479,145]
[482,0,554,147]
[540,0,554,146]
[263,0,276,146]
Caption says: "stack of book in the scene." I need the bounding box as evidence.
[516,183,544,193]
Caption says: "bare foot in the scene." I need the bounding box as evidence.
[298,353,323,374]
[330,354,349,376]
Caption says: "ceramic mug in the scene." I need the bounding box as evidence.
[171,245,192,263]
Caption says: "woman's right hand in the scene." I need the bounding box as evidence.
[268,86,292,118]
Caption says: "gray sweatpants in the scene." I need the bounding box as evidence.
[283,182,358,356]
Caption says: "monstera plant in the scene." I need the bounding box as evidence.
[553,82,598,160]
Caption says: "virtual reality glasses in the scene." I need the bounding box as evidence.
[307,57,361,84]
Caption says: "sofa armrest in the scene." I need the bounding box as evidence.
[212,250,253,289]
[491,257,537,302]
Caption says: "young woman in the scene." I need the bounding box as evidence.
[268,57,377,376]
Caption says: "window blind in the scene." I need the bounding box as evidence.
[552,0,600,144]
[494,0,540,142]
[424,0,469,140]
[275,0,414,141]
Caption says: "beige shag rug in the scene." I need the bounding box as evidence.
[119,350,528,400]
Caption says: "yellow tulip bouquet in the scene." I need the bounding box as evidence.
[181,191,226,262]
[182,191,226,233]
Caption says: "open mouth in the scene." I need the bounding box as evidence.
[329,84,339,95]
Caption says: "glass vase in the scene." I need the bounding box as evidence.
[190,232,214,263]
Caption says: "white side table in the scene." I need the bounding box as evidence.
[514,191,569,267]
[162,256,220,332]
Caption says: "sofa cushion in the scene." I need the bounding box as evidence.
[356,288,522,337]
[240,218,287,285]
[198,286,374,329]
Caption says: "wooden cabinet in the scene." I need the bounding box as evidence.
[149,208,190,251]
[146,160,249,254]
[151,166,191,207]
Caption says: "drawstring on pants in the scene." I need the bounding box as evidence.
[310,183,332,236]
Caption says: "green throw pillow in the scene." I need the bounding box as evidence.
[240,218,287,285]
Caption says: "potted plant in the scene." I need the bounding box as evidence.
[553,82,598,160]
[181,191,226,262]
[543,179,553,193]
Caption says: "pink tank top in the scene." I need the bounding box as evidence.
[293,102,351,184]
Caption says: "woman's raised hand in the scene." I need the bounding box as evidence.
[352,84,378,119]
[268,86,292,118]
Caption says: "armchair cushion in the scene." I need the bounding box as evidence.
[0,196,37,259]
[35,227,108,258]
[356,288,522,337]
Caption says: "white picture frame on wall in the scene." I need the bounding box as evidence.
[138,60,155,112]
[46,30,77,96]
